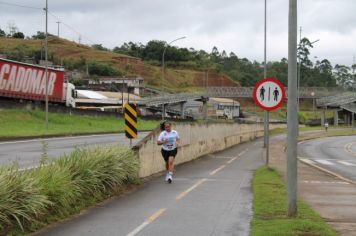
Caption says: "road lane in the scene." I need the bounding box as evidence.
[299,136,356,181]
[0,132,149,168]
[35,139,264,236]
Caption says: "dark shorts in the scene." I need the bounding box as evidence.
[161,148,178,162]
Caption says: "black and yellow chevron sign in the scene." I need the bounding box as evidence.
[124,103,138,139]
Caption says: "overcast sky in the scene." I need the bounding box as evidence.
[0,0,355,66]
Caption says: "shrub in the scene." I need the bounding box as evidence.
[0,146,139,233]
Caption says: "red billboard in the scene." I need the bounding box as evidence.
[0,58,64,102]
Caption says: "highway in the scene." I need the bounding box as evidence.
[0,132,149,169]
[35,139,264,236]
[299,135,356,181]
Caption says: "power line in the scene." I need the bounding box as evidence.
[0,1,96,45]
[48,11,96,45]
[0,1,42,10]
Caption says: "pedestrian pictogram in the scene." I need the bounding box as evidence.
[253,78,286,111]
[124,103,138,139]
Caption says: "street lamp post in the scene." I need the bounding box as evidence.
[161,36,186,120]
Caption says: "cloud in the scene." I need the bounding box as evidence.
[0,0,354,66]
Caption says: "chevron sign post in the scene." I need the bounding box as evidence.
[124,103,138,145]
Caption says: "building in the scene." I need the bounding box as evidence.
[183,97,240,119]
[87,76,144,95]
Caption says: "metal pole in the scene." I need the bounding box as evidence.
[263,0,270,166]
[56,21,60,37]
[297,27,301,112]
[287,0,298,217]
[121,79,124,113]
[161,36,186,121]
[263,0,267,148]
[128,82,130,104]
[45,0,49,130]
[161,46,167,120]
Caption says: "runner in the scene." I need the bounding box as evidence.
[157,122,180,183]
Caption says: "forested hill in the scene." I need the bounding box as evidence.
[0,31,355,90]
[113,39,354,89]
[0,35,237,93]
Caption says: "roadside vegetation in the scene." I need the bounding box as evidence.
[2,31,355,92]
[0,109,159,139]
[251,166,337,236]
[0,145,139,235]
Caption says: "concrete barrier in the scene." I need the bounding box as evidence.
[134,122,285,178]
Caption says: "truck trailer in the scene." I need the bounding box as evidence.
[0,58,76,107]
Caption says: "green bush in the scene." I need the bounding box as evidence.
[298,112,307,124]
[88,61,122,76]
[0,146,139,234]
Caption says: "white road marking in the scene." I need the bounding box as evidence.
[227,157,238,164]
[338,161,356,166]
[303,180,350,185]
[19,165,38,171]
[238,149,248,157]
[344,142,356,156]
[0,133,146,145]
[176,178,208,201]
[299,158,316,165]
[213,156,235,159]
[209,165,226,176]
[126,208,166,236]
[315,159,334,165]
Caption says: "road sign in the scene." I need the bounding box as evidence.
[124,103,138,139]
[253,78,286,111]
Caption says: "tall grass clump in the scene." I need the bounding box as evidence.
[0,165,51,233]
[0,146,139,234]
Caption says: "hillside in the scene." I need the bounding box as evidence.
[0,36,239,92]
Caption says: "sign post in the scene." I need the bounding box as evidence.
[124,103,138,147]
[253,78,286,165]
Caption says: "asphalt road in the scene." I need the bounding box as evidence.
[299,135,356,181]
[35,139,264,236]
[0,132,149,169]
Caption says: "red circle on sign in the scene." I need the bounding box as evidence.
[252,78,286,111]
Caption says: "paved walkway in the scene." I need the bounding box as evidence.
[269,132,356,236]
[34,140,264,236]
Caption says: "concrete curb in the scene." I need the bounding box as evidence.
[297,135,356,185]
[297,157,356,185]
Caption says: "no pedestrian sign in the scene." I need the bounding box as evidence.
[253,78,286,111]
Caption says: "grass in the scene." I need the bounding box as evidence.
[251,166,338,236]
[0,109,159,138]
[0,145,139,235]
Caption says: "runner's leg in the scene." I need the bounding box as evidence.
[168,155,175,173]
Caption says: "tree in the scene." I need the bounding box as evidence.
[313,59,335,87]
[334,64,351,88]
[91,44,109,51]
[298,37,314,68]
[0,28,5,37]
[142,40,165,61]
[32,31,45,39]
[12,32,25,39]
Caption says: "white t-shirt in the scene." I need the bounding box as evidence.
[158,130,180,151]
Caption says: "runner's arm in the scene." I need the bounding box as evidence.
[157,132,167,145]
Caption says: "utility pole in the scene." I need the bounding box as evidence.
[263,0,270,166]
[287,0,298,217]
[56,21,61,37]
[44,0,49,130]
[297,27,302,112]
